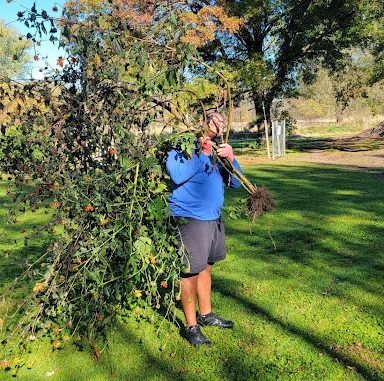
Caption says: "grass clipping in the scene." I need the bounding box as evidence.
[212,146,276,220]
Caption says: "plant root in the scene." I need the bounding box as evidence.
[246,187,276,219]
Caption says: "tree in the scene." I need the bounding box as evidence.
[0,2,196,361]
[189,0,362,124]
[0,20,31,78]
[357,1,384,83]
[331,50,374,121]
[289,49,384,123]
[289,68,337,120]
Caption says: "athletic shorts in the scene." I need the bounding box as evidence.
[176,217,226,274]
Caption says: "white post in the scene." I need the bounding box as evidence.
[262,100,271,160]
[272,120,275,161]
[276,122,281,157]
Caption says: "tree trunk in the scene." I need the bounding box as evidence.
[251,93,263,128]
[252,92,271,159]
[336,102,347,123]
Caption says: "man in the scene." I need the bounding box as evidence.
[166,112,243,346]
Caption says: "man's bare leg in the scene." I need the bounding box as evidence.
[196,264,234,329]
[180,274,198,327]
[181,273,212,345]
[197,264,212,315]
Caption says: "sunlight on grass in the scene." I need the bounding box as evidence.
[1,162,383,380]
[0,177,51,294]
[294,123,368,137]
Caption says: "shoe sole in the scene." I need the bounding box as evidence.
[197,319,234,329]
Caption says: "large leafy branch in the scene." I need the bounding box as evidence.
[0,0,272,374]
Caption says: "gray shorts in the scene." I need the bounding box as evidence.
[177,217,226,274]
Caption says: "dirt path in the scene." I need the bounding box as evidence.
[236,147,384,174]
[235,125,384,174]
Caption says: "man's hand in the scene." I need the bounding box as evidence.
[198,136,214,156]
[217,143,235,162]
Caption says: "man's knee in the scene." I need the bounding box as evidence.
[182,261,214,279]
[181,272,199,279]
[199,264,213,277]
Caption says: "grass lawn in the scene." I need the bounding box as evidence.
[0,160,383,380]
[0,177,52,301]
[293,122,369,137]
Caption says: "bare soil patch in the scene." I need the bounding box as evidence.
[237,123,384,174]
[236,147,384,174]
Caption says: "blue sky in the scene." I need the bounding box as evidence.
[1,0,65,79]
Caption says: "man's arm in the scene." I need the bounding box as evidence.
[219,158,243,188]
[166,149,201,185]
[216,144,243,189]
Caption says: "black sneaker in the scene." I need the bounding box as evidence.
[197,312,234,329]
[185,325,212,346]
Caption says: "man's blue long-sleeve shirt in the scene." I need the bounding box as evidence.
[166,149,243,220]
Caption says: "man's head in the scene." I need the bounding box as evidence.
[202,112,226,139]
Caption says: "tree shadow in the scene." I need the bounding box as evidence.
[1,163,383,380]
[287,136,384,152]
[9,330,189,381]
[224,164,383,311]
[0,188,51,292]
[213,275,382,381]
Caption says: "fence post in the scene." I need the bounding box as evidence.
[272,120,275,161]
[262,100,271,160]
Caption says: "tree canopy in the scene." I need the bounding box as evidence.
[0,20,32,78]
[188,0,372,121]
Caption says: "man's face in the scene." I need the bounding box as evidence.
[206,113,226,138]
[203,129,217,140]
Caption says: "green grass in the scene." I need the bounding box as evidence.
[293,123,367,137]
[230,125,383,154]
[287,136,383,152]
[1,162,383,381]
[0,177,52,299]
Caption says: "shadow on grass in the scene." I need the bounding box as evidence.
[15,320,215,381]
[1,163,383,380]
[286,136,384,152]
[110,323,189,381]
[225,164,383,313]
[0,191,51,293]
[219,163,383,379]
[226,164,383,265]
[0,244,47,287]
[213,275,381,381]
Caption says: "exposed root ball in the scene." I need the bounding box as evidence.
[247,188,276,219]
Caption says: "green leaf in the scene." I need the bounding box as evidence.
[133,236,153,255]
[170,13,178,27]
[88,271,101,284]
[166,70,177,88]
[63,25,70,39]
[153,183,167,194]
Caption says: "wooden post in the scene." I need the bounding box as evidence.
[262,100,271,160]
[272,120,275,161]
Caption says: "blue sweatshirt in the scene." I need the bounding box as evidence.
[166,149,243,220]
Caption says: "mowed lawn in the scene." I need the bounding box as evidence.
[1,159,383,381]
